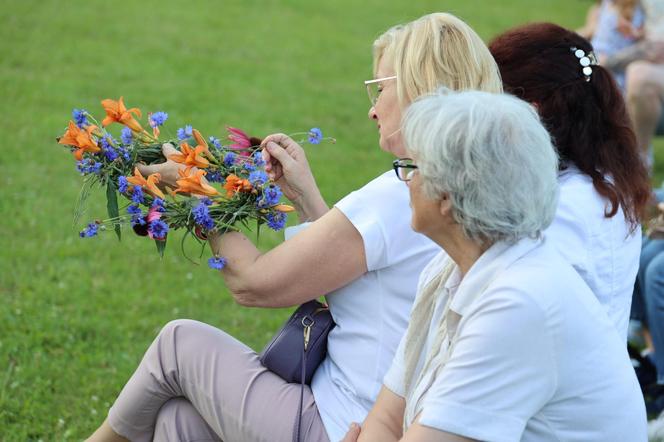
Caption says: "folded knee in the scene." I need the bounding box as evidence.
[627,62,662,99]
[158,319,203,343]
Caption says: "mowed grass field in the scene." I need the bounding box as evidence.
[1,0,662,439]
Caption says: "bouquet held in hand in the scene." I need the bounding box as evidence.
[57,97,329,269]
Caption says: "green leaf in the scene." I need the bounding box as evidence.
[106,182,121,241]
[155,238,167,258]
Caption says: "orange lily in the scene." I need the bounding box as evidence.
[174,169,219,197]
[223,174,253,197]
[58,121,101,160]
[101,97,143,132]
[126,167,165,199]
[273,204,295,213]
[168,142,210,169]
[192,128,215,160]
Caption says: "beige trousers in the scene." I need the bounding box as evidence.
[107,319,330,442]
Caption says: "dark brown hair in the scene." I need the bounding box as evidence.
[489,22,649,227]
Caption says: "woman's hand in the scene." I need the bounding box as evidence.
[261,133,329,222]
[137,143,188,190]
[341,423,361,442]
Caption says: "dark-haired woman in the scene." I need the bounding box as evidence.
[489,22,651,340]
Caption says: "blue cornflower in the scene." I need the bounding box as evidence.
[192,201,215,230]
[308,127,323,145]
[252,151,265,167]
[200,197,213,206]
[206,170,223,183]
[119,146,131,161]
[103,147,118,161]
[223,152,237,167]
[266,212,287,231]
[209,136,222,149]
[76,159,102,175]
[72,109,89,128]
[79,222,99,238]
[132,186,145,204]
[208,256,227,270]
[118,176,129,194]
[75,159,86,174]
[121,127,133,145]
[177,125,193,140]
[248,170,268,186]
[257,184,283,208]
[127,204,145,226]
[151,198,166,212]
[149,111,168,128]
[101,138,118,161]
[243,161,256,172]
[149,219,169,239]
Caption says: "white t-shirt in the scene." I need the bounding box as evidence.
[285,171,439,441]
[546,165,641,339]
[384,238,647,441]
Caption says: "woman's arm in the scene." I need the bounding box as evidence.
[400,422,474,442]
[349,386,405,442]
[343,389,476,442]
[209,206,367,307]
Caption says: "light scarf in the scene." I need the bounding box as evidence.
[402,256,457,431]
[401,239,530,431]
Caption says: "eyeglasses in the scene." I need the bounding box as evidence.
[364,75,397,106]
[393,158,418,182]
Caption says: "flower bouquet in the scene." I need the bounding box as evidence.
[57,97,331,269]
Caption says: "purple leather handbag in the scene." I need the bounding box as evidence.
[259,299,335,385]
[259,299,335,442]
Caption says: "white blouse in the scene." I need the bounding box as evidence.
[545,165,641,339]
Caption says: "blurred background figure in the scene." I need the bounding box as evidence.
[591,0,644,88]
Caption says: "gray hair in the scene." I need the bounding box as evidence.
[403,89,559,243]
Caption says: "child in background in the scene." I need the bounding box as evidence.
[592,0,644,88]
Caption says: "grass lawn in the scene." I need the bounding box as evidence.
[1,0,661,439]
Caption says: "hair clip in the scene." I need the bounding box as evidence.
[570,47,598,82]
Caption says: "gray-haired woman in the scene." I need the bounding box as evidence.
[344,90,647,441]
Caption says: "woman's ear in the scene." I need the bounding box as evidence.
[439,193,453,217]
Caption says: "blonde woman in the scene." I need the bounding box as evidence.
[87,13,502,442]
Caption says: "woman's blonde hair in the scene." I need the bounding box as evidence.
[373,13,503,106]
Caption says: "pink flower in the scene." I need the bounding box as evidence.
[226,126,252,157]
[146,207,163,239]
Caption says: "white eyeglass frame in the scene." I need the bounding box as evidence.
[364,75,397,105]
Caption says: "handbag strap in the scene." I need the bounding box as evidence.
[293,314,314,442]
[293,345,307,442]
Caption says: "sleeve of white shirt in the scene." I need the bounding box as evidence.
[417,289,557,441]
[335,172,416,272]
[383,333,407,397]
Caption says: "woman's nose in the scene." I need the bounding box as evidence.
[368,105,377,120]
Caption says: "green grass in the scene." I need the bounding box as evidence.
[1,0,661,439]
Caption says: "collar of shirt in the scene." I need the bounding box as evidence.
[448,237,544,319]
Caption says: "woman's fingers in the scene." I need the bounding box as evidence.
[161,142,179,157]
[137,162,161,176]
[265,141,296,169]
[340,423,361,442]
